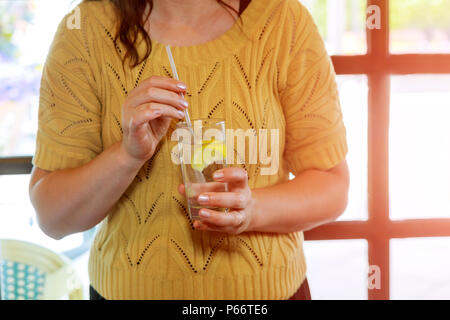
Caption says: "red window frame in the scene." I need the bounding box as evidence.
[303,0,450,300]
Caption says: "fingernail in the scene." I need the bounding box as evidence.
[198,195,209,203]
[181,100,189,108]
[213,171,224,180]
[177,83,187,90]
[199,210,211,218]
[178,110,185,118]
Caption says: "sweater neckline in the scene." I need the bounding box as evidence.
[148,0,269,65]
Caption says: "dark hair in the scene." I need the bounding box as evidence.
[84,0,242,67]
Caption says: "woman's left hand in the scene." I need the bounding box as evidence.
[178,167,254,235]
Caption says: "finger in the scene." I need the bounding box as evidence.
[127,107,162,129]
[197,192,248,209]
[197,209,245,228]
[182,182,229,202]
[194,220,215,231]
[140,75,187,93]
[187,182,228,195]
[129,87,189,111]
[212,167,248,188]
[127,103,183,131]
[178,184,185,196]
[137,103,185,121]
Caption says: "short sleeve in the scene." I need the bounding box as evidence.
[280,3,348,175]
[33,8,103,171]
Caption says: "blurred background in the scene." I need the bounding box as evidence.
[0,0,449,300]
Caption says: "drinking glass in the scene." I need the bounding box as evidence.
[175,119,228,221]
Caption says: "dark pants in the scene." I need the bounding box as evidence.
[288,278,311,300]
[90,278,311,300]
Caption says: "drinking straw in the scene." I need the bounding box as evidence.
[166,46,205,183]
[165,45,192,127]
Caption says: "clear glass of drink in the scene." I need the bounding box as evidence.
[175,119,228,221]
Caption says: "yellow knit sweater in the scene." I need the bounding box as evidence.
[33,0,347,299]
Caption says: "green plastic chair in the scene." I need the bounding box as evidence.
[0,239,83,300]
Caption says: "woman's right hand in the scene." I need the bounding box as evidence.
[121,76,188,166]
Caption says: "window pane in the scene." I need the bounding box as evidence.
[391,237,450,299]
[337,75,368,221]
[302,0,367,55]
[390,0,450,53]
[304,239,368,299]
[0,0,80,156]
[0,175,83,253]
[0,175,91,299]
[390,75,450,220]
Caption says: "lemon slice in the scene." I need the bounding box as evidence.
[192,140,226,172]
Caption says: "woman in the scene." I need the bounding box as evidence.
[29,0,349,300]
